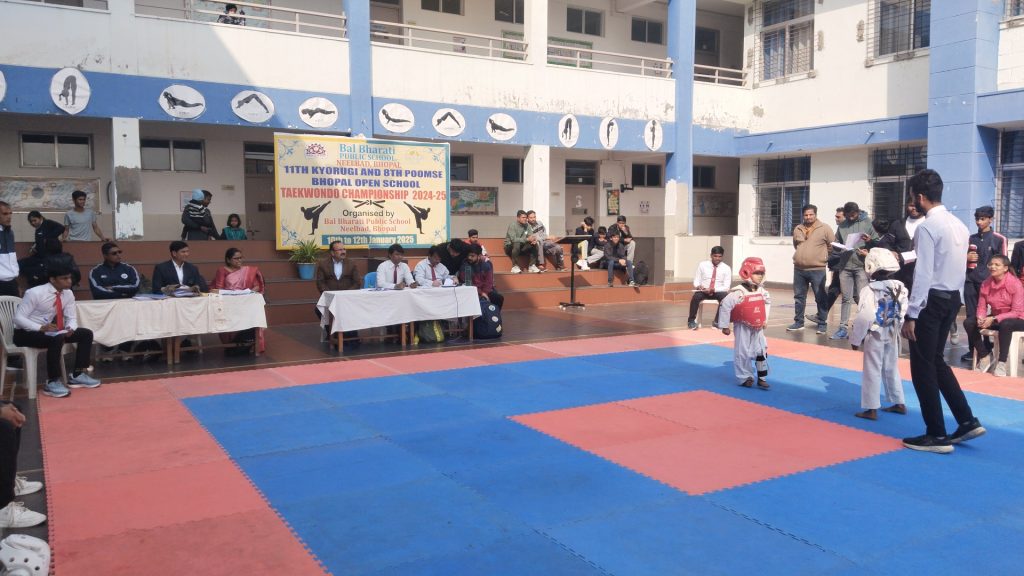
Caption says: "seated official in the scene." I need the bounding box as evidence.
[89,242,140,300]
[376,244,416,289]
[315,241,361,348]
[152,241,209,294]
[210,247,265,354]
[13,263,101,398]
[687,246,732,330]
[415,246,459,288]
[966,255,1024,377]
[459,243,503,309]
[602,230,636,287]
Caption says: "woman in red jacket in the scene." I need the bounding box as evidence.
[968,255,1024,377]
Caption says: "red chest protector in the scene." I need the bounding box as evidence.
[731,290,767,328]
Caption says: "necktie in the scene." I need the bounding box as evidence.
[708,264,717,294]
[431,266,436,281]
[393,265,398,284]
[54,291,64,331]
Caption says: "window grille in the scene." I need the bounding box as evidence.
[1007,0,1024,19]
[754,157,810,237]
[869,145,926,225]
[754,0,814,83]
[998,131,1024,238]
[866,0,930,63]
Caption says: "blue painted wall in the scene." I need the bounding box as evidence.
[344,0,373,137]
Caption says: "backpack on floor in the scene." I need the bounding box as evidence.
[634,260,650,285]
[473,300,503,339]
[415,320,445,343]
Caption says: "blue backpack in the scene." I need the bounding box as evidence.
[473,300,503,339]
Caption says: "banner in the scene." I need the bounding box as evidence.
[274,134,449,249]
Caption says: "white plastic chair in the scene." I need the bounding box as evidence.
[697,299,720,328]
[0,296,72,400]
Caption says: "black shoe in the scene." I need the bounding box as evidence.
[902,434,953,454]
[960,351,973,363]
[950,418,986,444]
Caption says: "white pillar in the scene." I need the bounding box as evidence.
[524,0,547,68]
[524,145,550,222]
[111,117,143,239]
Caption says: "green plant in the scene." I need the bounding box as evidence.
[288,239,323,264]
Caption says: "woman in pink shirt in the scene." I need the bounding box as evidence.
[968,255,1024,376]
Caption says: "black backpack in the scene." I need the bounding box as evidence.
[473,299,503,339]
[634,260,650,285]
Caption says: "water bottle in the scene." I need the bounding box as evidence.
[755,355,768,378]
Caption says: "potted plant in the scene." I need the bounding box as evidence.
[289,239,323,280]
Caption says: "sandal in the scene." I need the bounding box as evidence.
[757,379,770,390]
[855,409,878,421]
[881,404,907,415]
[739,378,754,388]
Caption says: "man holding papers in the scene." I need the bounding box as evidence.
[415,246,459,288]
[13,264,100,398]
[830,202,879,340]
[376,244,416,290]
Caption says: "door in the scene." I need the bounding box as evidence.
[564,185,597,234]
[370,2,402,45]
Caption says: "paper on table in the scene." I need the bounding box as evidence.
[901,250,917,264]
[442,278,456,287]
[218,289,253,295]
[831,232,864,252]
[133,293,168,300]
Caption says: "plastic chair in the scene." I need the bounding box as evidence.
[697,299,719,328]
[363,271,377,289]
[0,296,72,400]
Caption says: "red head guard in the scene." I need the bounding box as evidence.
[739,257,766,280]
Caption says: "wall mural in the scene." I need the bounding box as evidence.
[644,119,663,151]
[432,107,465,137]
[0,177,100,212]
[299,96,338,128]
[0,70,6,104]
[486,112,517,141]
[599,117,619,150]
[558,114,579,148]
[159,84,206,119]
[379,102,415,134]
[50,68,90,115]
[232,90,275,123]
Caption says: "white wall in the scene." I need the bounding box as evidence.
[999,23,1024,90]
[692,155,738,235]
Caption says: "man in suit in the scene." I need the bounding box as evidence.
[315,241,361,347]
[151,241,209,294]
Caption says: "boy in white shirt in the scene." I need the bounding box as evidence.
[688,246,732,330]
[376,243,416,289]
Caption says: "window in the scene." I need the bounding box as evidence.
[757,0,814,81]
[565,161,597,185]
[631,164,662,187]
[141,139,205,172]
[1009,0,1024,18]
[244,143,274,175]
[871,0,930,58]
[693,165,716,189]
[998,131,1024,238]
[20,133,92,168]
[695,27,719,53]
[869,146,926,225]
[631,17,663,44]
[567,7,602,36]
[422,0,460,15]
[495,0,523,24]
[502,158,523,183]
[754,157,810,237]
[451,155,471,182]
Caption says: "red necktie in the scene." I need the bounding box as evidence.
[54,291,64,330]
[708,265,717,294]
[393,265,398,283]
[431,266,436,281]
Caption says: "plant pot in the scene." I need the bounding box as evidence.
[296,262,316,280]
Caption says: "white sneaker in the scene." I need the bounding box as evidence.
[994,362,1007,377]
[0,502,46,528]
[14,476,42,497]
[577,261,590,271]
[976,354,995,373]
[510,265,522,274]
[528,264,541,273]
[950,330,960,345]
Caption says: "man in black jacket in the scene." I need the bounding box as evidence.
[152,241,209,294]
[603,229,636,287]
[181,189,218,240]
[960,206,1006,362]
[90,242,140,300]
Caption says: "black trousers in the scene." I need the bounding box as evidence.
[965,316,1024,362]
[688,290,728,323]
[909,290,976,437]
[13,327,93,377]
[0,417,21,508]
[0,279,18,297]
[962,279,981,334]
[825,270,842,313]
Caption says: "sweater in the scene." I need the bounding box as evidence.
[792,220,836,270]
[977,273,1024,322]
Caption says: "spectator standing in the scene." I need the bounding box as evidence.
[181,189,218,240]
[887,199,925,294]
[687,246,731,330]
[503,210,539,274]
[217,3,246,25]
[900,169,984,454]
[62,190,109,242]
[830,202,878,340]
[1011,240,1024,279]
[437,238,469,277]
[960,206,1007,363]
[0,202,18,297]
[967,255,1024,377]
[790,204,835,334]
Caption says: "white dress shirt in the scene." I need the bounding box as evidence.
[376,260,415,288]
[333,259,343,280]
[14,283,78,331]
[693,260,732,292]
[908,204,969,319]
[173,260,185,285]
[414,259,450,287]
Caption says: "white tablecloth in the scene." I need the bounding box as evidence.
[316,287,482,333]
[76,293,268,347]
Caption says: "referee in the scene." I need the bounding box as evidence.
[901,169,985,453]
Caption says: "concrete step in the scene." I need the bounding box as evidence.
[503,284,663,309]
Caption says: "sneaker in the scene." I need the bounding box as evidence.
[806,314,823,323]
[786,322,805,332]
[14,476,42,497]
[0,502,46,528]
[68,372,101,389]
[950,330,960,345]
[510,265,522,274]
[528,264,541,274]
[902,434,953,454]
[993,362,1008,377]
[41,380,69,398]
[577,261,590,271]
[816,323,828,335]
[628,281,638,287]
[950,418,986,444]
[607,282,613,288]
[959,351,973,364]
[830,327,849,340]
[536,265,547,273]
[688,320,698,330]
[975,353,995,373]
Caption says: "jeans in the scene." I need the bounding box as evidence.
[838,268,868,328]
[607,258,634,284]
[793,268,827,324]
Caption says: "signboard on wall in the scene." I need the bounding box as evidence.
[606,187,620,216]
[274,134,450,249]
[0,176,100,212]
[450,186,497,215]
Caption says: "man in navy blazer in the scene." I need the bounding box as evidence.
[151,241,209,293]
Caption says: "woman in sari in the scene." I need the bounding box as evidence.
[210,247,266,354]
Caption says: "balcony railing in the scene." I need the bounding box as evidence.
[694,64,746,86]
[544,42,673,78]
[369,20,527,60]
[134,0,346,38]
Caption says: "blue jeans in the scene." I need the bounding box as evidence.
[607,258,634,284]
[793,268,827,323]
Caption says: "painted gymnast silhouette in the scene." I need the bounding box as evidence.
[302,107,336,119]
[404,201,430,234]
[381,109,411,125]
[163,92,203,110]
[58,75,77,106]
[606,119,616,144]
[649,120,658,148]
[488,118,514,133]
[236,93,269,113]
[300,201,331,235]
[561,117,573,141]
[434,111,462,128]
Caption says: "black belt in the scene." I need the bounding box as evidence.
[928,289,958,299]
